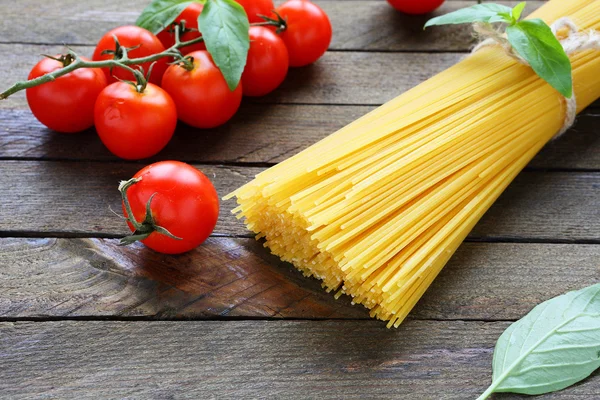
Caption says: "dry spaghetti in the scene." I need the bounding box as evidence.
[226,0,600,328]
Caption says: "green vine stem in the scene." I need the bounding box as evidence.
[0,16,287,100]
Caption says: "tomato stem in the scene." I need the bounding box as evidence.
[0,28,205,100]
[254,11,287,34]
[118,177,182,246]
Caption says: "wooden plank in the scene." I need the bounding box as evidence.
[1,320,600,399]
[0,44,465,110]
[3,45,598,112]
[0,161,255,237]
[0,161,599,240]
[2,106,600,170]
[0,1,542,51]
[1,238,599,320]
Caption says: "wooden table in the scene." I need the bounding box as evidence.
[1,0,599,398]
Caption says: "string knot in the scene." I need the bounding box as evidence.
[472,18,600,139]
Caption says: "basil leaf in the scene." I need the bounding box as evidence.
[424,4,513,28]
[506,19,572,98]
[198,0,249,90]
[511,1,527,21]
[136,0,196,35]
[480,284,600,398]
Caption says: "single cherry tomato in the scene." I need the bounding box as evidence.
[236,0,275,23]
[157,3,206,55]
[26,56,107,133]
[122,161,219,254]
[276,0,332,67]
[161,50,242,128]
[386,0,445,14]
[94,81,177,160]
[92,26,168,85]
[241,26,288,97]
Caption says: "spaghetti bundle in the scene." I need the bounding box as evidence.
[227,0,600,328]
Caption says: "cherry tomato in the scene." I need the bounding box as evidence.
[92,26,168,85]
[123,161,219,254]
[276,0,332,67]
[157,3,206,55]
[26,56,107,133]
[241,26,288,97]
[236,0,275,23]
[94,82,177,160]
[386,0,445,14]
[161,50,242,128]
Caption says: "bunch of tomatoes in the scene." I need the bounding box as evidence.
[26,0,332,161]
[23,0,331,255]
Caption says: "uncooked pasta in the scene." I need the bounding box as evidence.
[227,0,600,327]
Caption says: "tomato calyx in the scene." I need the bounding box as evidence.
[115,62,155,93]
[254,11,287,34]
[169,55,196,72]
[118,177,182,246]
[41,53,77,67]
[165,19,198,36]
[100,35,142,61]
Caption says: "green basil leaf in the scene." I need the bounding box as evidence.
[424,3,513,29]
[511,1,527,21]
[136,0,196,35]
[198,0,249,91]
[506,19,572,98]
[480,284,600,398]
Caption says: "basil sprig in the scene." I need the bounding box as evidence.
[477,283,600,399]
[425,2,573,98]
[136,0,250,91]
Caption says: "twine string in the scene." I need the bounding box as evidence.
[472,18,600,139]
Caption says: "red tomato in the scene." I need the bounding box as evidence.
[161,50,242,128]
[387,0,445,14]
[26,56,107,133]
[236,0,275,23]
[241,26,288,97]
[92,26,168,85]
[276,0,332,67]
[157,3,206,55]
[123,161,219,254]
[94,82,177,160]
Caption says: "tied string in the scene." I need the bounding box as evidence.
[472,18,600,139]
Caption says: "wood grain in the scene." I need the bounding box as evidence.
[2,320,600,399]
[0,1,543,51]
[3,44,598,112]
[1,238,599,321]
[0,45,465,110]
[0,161,257,237]
[0,161,598,240]
[2,107,600,170]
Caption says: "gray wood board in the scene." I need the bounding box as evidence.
[0,45,462,109]
[0,161,599,240]
[1,320,599,399]
[0,1,544,50]
[1,238,599,321]
[1,107,600,170]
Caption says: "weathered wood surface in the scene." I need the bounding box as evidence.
[1,238,599,321]
[0,0,598,398]
[0,161,258,237]
[6,45,596,112]
[0,45,464,109]
[1,161,599,240]
[2,320,599,399]
[0,1,543,51]
[2,107,600,170]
